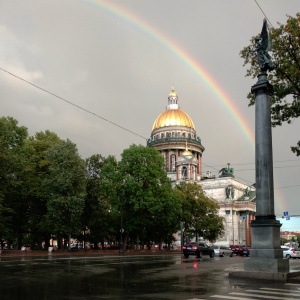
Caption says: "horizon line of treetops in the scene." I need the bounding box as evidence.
[0,116,224,250]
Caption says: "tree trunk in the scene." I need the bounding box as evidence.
[136,234,140,250]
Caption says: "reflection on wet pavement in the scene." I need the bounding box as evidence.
[1,254,299,299]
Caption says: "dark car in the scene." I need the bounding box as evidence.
[182,241,214,258]
[230,244,242,255]
[236,245,250,256]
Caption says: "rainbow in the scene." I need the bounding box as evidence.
[82,0,285,213]
[84,0,254,145]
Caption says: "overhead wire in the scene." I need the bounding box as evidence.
[254,0,273,27]
[206,159,300,167]
[0,67,147,141]
[202,160,300,190]
[2,66,298,192]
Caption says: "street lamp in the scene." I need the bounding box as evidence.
[180,221,184,250]
[119,196,124,254]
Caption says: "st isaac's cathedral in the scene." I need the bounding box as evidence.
[147,87,256,246]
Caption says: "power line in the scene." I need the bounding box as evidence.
[254,0,274,27]
[0,67,147,140]
[205,165,300,172]
[205,159,300,168]
[202,162,300,191]
[274,185,300,190]
[1,68,299,192]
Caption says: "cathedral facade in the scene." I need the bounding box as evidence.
[147,88,256,246]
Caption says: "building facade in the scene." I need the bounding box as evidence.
[147,88,256,245]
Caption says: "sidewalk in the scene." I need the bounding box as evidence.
[0,248,181,258]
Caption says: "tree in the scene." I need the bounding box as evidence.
[83,154,118,249]
[175,182,224,242]
[42,139,86,248]
[117,144,179,249]
[0,117,29,249]
[240,13,300,155]
[143,186,181,249]
[25,131,63,249]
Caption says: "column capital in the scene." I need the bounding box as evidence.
[251,73,273,96]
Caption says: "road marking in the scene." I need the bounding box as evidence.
[245,288,300,296]
[231,292,299,299]
[260,287,300,293]
[210,296,254,299]
[210,286,300,299]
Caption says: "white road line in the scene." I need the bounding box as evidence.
[246,289,300,297]
[260,287,300,293]
[210,295,256,300]
[231,292,299,299]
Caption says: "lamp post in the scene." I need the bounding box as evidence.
[119,196,124,254]
[180,221,184,250]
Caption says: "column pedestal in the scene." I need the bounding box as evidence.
[244,219,289,272]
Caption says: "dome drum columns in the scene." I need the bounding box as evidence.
[148,87,204,183]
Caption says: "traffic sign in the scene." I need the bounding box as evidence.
[283,211,289,217]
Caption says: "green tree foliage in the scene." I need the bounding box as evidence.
[26,131,62,249]
[84,154,118,248]
[117,144,180,249]
[42,140,86,247]
[175,182,224,242]
[144,185,181,249]
[1,116,225,250]
[0,117,29,248]
[240,13,300,155]
[0,117,28,200]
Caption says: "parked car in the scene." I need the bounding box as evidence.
[182,241,214,258]
[211,245,233,257]
[281,246,300,259]
[236,245,250,256]
[229,244,242,255]
[70,243,83,250]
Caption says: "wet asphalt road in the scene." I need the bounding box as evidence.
[1,253,300,299]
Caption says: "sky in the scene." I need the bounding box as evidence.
[1,0,299,231]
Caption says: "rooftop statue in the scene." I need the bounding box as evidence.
[249,18,275,72]
[245,187,250,197]
[219,163,234,178]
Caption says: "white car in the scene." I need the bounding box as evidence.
[211,245,233,257]
[281,246,300,259]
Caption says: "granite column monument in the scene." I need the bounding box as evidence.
[243,19,289,273]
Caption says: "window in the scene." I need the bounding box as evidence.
[182,166,187,179]
[165,155,169,171]
[171,155,176,171]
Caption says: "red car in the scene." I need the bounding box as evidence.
[229,245,241,255]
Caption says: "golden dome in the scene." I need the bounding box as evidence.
[152,109,195,131]
[151,87,195,131]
